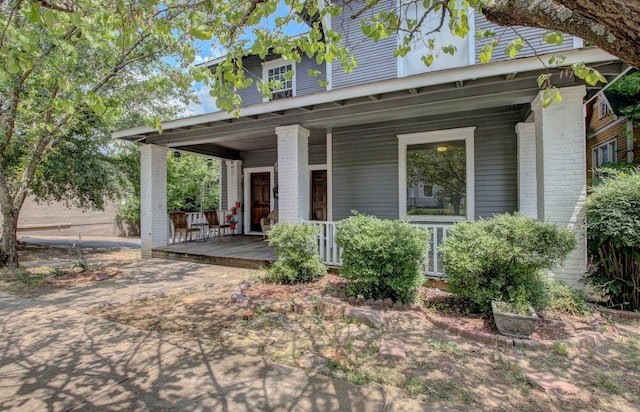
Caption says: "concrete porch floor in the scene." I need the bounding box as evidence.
[153,235,275,269]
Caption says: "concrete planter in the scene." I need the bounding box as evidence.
[492,301,539,339]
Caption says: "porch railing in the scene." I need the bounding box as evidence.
[302,220,453,278]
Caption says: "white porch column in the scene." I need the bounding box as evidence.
[225,159,243,233]
[140,144,168,258]
[516,122,537,218]
[225,160,242,210]
[532,85,587,287]
[276,124,310,223]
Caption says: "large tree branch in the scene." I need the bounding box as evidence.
[483,0,640,68]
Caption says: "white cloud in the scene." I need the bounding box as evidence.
[182,82,219,117]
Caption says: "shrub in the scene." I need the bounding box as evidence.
[336,214,428,303]
[585,169,640,310]
[547,280,590,315]
[266,223,326,284]
[440,213,576,314]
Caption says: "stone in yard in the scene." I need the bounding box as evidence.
[268,328,284,344]
[242,310,254,320]
[526,372,580,395]
[347,308,384,329]
[294,300,313,315]
[93,272,109,281]
[382,298,394,308]
[298,353,328,371]
[338,324,365,340]
[282,322,300,331]
[268,301,293,313]
[379,339,406,361]
[317,296,347,320]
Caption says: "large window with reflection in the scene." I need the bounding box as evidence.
[398,127,475,221]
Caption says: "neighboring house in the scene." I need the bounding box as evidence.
[0,196,121,238]
[585,90,640,182]
[114,5,627,287]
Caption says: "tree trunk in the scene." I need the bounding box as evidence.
[484,0,640,69]
[0,206,19,268]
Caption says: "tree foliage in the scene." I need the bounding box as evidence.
[585,169,640,310]
[607,71,640,123]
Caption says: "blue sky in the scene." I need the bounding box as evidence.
[183,2,309,117]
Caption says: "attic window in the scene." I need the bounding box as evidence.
[263,59,295,102]
[597,99,608,119]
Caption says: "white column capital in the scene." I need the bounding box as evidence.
[531,85,586,112]
[515,122,535,135]
[275,124,310,139]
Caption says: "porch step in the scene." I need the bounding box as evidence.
[152,249,273,270]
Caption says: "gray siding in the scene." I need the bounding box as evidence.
[331,0,397,89]
[241,149,277,169]
[237,55,326,107]
[332,131,399,220]
[332,120,518,221]
[309,144,327,165]
[475,14,575,63]
[297,56,327,97]
[237,55,263,107]
[473,124,518,218]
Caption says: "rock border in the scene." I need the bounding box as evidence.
[231,281,607,351]
[595,306,640,320]
[424,313,606,351]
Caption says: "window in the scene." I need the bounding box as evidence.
[398,127,475,221]
[420,183,434,198]
[597,99,608,119]
[592,138,617,168]
[262,59,295,102]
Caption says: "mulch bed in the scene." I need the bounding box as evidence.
[242,274,348,301]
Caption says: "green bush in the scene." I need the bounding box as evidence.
[547,280,590,315]
[440,213,576,314]
[266,223,326,284]
[585,169,640,310]
[336,214,428,303]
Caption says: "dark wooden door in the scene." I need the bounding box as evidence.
[311,170,327,221]
[251,172,271,231]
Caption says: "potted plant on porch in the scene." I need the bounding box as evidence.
[225,213,232,222]
[229,218,237,231]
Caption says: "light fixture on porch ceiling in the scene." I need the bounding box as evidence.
[436,146,448,152]
[274,160,278,172]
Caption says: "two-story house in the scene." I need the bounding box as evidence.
[585,83,639,183]
[114,3,627,287]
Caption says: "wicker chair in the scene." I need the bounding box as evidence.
[260,209,278,238]
[169,211,200,243]
[203,210,230,240]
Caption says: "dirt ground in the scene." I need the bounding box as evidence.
[3,244,640,411]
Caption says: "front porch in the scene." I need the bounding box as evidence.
[154,235,275,269]
[161,215,451,277]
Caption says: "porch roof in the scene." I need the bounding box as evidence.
[113,48,624,160]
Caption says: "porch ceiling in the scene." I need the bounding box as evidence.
[115,54,625,159]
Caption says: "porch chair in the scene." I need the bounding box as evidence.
[260,209,278,238]
[203,210,230,240]
[169,211,200,243]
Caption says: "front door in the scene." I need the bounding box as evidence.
[251,172,271,232]
[311,170,327,221]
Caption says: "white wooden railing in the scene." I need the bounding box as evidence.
[302,220,453,278]
[169,211,227,243]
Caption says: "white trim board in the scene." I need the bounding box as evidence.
[397,126,476,222]
[243,166,275,234]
